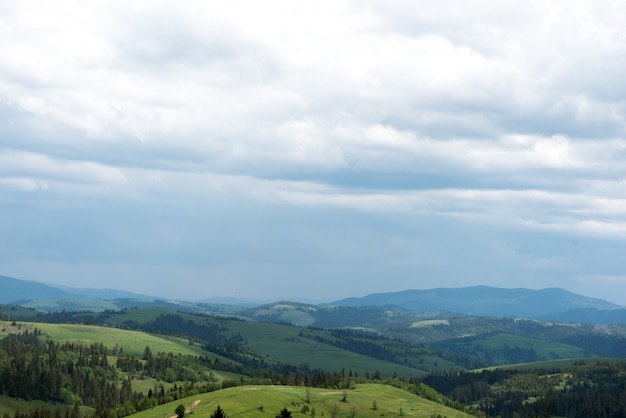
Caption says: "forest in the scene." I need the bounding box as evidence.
[423,362,626,417]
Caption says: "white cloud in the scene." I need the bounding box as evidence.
[1,1,626,303]
[0,150,127,185]
[0,177,48,191]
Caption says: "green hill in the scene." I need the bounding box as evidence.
[0,319,242,383]
[129,384,471,418]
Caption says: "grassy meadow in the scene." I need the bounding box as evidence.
[477,356,626,372]
[130,384,471,418]
[3,320,206,357]
[224,320,430,377]
[19,299,120,313]
[470,333,588,360]
[0,395,94,417]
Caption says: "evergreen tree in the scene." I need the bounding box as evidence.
[71,401,81,418]
[276,407,292,418]
[210,405,226,418]
[175,404,185,418]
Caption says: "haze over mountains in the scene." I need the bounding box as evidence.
[2,275,625,325]
[328,286,621,319]
[0,275,148,304]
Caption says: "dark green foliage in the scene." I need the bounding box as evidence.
[275,407,292,418]
[0,330,223,418]
[210,405,226,418]
[175,404,185,418]
[424,362,626,418]
[71,402,80,418]
[0,329,120,404]
[560,334,626,357]
[139,314,228,344]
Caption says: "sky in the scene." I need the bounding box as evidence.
[1,1,626,305]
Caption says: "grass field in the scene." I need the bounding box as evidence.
[129,384,471,418]
[20,298,120,313]
[7,321,208,357]
[0,395,94,417]
[223,321,428,378]
[0,305,40,319]
[409,320,450,328]
[475,334,588,360]
[477,357,626,372]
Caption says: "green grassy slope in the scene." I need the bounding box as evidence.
[20,298,120,312]
[432,332,590,366]
[225,321,431,377]
[477,356,626,372]
[0,320,240,383]
[0,305,41,319]
[130,384,471,418]
[0,395,95,417]
[482,333,588,358]
[6,320,205,357]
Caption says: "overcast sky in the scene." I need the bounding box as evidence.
[1,1,626,305]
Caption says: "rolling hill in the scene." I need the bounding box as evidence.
[0,275,72,303]
[327,286,621,319]
[129,384,472,418]
[0,275,151,304]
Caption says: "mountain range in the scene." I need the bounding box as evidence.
[0,275,148,303]
[327,286,621,318]
[1,274,625,323]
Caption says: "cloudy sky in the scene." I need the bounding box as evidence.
[1,1,626,304]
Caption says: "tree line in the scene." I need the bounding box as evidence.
[423,361,626,417]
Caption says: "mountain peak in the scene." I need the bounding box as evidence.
[0,275,73,304]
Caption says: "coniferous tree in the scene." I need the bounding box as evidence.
[175,404,185,418]
[276,407,292,418]
[210,405,226,418]
[71,401,81,418]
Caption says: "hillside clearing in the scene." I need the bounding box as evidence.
[129,384,471,418]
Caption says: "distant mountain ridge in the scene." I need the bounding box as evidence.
[0,275,148,303]
[1,275,624,323]
[326,286,621,319]
[539,307,626,324]
[0,275,73,303]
